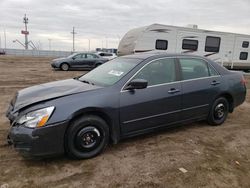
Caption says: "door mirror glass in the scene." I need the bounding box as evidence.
[125,79,148,90]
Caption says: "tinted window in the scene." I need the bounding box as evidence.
[240,52,248,60]
[133,58,176,86]
[242,41,249,48]
[205,36,221,52]
[182,39,198,51]
[155,40,168,50]
[179,58,209,80]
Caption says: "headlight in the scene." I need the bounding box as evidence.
[17,106,55,128]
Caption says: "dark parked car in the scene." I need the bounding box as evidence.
[6,53,246,159]
[51,52,109,71]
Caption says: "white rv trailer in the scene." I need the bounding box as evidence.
[117,24,250,70]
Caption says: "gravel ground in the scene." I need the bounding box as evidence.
[0,56,250,188]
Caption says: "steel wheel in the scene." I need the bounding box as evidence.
[214,103,225,120]
[75,126,101,151]
[207,97,229,126]
[66,115,109,159]
[61,63,69,71]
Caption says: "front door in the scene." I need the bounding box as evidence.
[70,53,85,68]
[120,58,182,136]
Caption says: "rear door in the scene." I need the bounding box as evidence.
[120,57,182,135]
[85,54,99,68]
[178,57,221,120]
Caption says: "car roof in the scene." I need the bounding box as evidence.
[120,52,230,75]
[121,52,210,60]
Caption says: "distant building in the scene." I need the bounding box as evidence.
[96,48,117,54]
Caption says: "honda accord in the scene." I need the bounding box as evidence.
[6,53,246,159]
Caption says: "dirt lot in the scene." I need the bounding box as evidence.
[0,56,250,188]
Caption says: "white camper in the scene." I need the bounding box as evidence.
[117,24,250,70]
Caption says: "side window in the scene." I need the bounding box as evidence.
[182,39,198,51]
[242,41,249,48]
[240,52,248,60]
[155,40,168,50]
[179,58,209,80]
[87,54,97,59]
[133,58,176,86]
[208,65,219,76]
[205,36,221,52]
[74,54,83,59]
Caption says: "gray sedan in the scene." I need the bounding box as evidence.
[51,52,109,71]
[6,53,246,159]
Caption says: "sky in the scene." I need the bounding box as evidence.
[0,0,250,51]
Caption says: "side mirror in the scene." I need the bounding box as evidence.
[72,57,76,60]
[125,79,148,90]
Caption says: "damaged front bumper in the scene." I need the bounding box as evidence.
[8,121,68,158]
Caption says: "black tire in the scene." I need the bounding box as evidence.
[207,97,229,126]
[60,63,69,71]
[95,63,102,68]
[65,115,109,159]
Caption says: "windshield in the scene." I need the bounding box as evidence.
[67,53,78,58]
[79,57,141,86]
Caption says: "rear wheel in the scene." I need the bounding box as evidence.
[61,63,69,71]
[95,63,102,68]
[65,115,109,159]
[207,97,229,125]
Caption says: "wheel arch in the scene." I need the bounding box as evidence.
[218,93,234,113]
[65,107,119,144]
[60,62,70,67]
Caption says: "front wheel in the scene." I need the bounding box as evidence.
[65,115,109,159]
[207,97,229,125]
[60,63,69,71]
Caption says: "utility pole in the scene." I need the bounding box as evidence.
[48,39,52,50]
[22,14,29,50]
[105,37,108,49]
[88,39,90,51]
[71,27,77,52]
[4,29,6,49]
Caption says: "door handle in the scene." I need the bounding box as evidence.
[211,80,220,86]
[168,88,180,94]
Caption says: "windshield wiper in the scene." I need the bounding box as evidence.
[81,80,90,84]
[79,79,95,85]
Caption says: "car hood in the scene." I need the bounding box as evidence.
[13,79,101,112]
[52,57,67,62]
